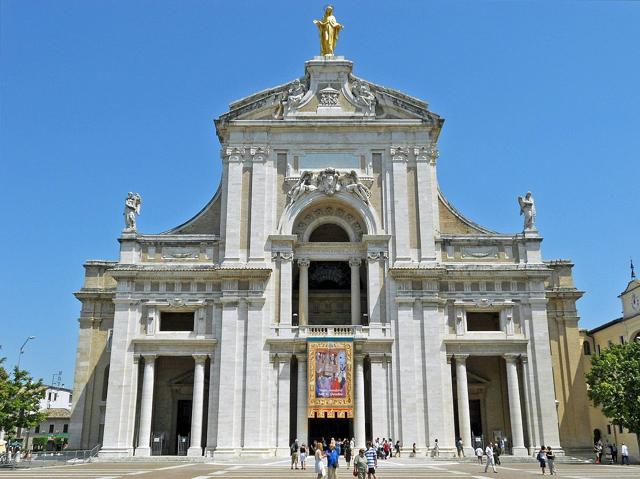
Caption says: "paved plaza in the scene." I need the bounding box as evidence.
[0,460,638,479]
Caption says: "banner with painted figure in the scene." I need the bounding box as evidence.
[307,338,353,418]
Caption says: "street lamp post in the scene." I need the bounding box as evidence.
[16,336,36,371]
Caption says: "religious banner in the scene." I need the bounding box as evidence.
[307,338,353,418]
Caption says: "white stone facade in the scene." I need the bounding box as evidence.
[69,56,577,458]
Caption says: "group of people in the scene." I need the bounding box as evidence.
[535,446,557,475]
[473,442,501,473]
[291,437,381,479]
[372,437,401,459]
[593,439,630,465]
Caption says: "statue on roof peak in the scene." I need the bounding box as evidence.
[313,5,343,56]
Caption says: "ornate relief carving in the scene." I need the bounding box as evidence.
[414,144,439,165]
[390,146,409,162]
[249,146,270,162]
[225,146,245,162]
[272,251,294,262]
[288,171,318,204]
[343,170,371,203]
[348,258,361,268]
[274,79,308,119]
[292,205,365,241]
[366,251,388,262]
[286,169,372,205]
[318,168,341,195]
[298,258,311,268]
[319,87,340,107]
[461,246,499,259]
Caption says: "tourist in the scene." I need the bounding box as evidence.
[290,439,299,470]
[353,448,368,479]
[611,443,618,464]
[365,441,378,479]
[546,446,556,475]
[475,445,484,464]
[433,438,440,457]
[484,442,497,473]
[315,440,326,479]
[493,442,501,465]
[350,437,355,451]
[300,443,307,470]
[327,439,339,479]
[621,443,629,465]
[411,442,416,457]
[336,437,342,457]
[536,446,547,475]
[344,439,352,467]
[394,440,401,457]
[498,437,505,455]
[456,437,464,458]
[383,438,390,459]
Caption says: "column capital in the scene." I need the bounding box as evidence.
[503,353,520,363]
[520,355,528,364]
[349,258,362,268]
[454,354,469,363]
[354,353,366,363]
[295,352,307,362]
[141,353,157,362]
[193,354,209,364]
[297,257,311,268]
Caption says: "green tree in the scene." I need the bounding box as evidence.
[585,341,640,436]
[0,358,47,437]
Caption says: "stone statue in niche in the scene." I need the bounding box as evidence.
[318,168,341,195]
[273,78,308,119]
[123,192,141,232]
[351,80,376,114]
[344,170,371,203]
[288,171,317,204]
[518,191,536,230]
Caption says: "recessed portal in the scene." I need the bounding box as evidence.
[309,223,351,242]
[176,399,192,455]
[308,418,353,445]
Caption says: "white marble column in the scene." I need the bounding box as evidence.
[350,258,361,325]
[248,147,268,262]
[135,354,156,456]
[369,355,389,439]
[414,146,438,263]
[296,353,308,445]
[354,354,366,448]
[298,259,310,326]
[364,249,384,325]
[279,254,293,325]
[187,354,207,456]
[504,354,527,456]
[455,355,472,453]
[520,355,534,453]
[390,147,411,262]
[276,354,292,456]
[221,147,244,262]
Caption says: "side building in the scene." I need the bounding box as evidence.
[69,54,592,458]
[582,274,640,460]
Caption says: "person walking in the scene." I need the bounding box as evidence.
[494,442,501,465]
[621,443,630,465]
[365,441,378,479]
[475,445,484,464]
[411,442,416,457]
[344,440,352,468]
[433,438,440,457]
[484,442,497,473]
[546,446,556,475]
[394,440,401,458]
[315,440,325,479]
[611,443,618,464]
[300,443,307,470]
[536,446,547,475]
[353,448,368,479]
[456,438,464,458]
[290,439,300,470]
[326,439,339,479]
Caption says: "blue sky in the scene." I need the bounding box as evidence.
[1,0,639,384]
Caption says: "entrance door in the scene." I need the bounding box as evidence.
[176,400,192,455]
[308,418,353,446]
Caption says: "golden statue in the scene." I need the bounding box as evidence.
[313,5,343,56]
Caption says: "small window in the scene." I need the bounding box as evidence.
[63,424,68,433]
[466,312,501,332]
[596,344,601,355]
[620,336,625,345]
[101,365,110,401]
[583,341,591,355]
[607,424,612,434]
[49,424,54,433]
[35,425,40,434]
[160,312,194,332]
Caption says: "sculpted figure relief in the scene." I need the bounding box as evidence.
[344,170,371,203]
[124,192,142,231]
[288,171,317,204]
[313,5,343,56]
[351,80,376,113]
[273,78,308,119]
[518,191,536,230]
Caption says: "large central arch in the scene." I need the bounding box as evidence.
[279,191,382,238]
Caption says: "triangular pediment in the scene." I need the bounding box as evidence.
[215,56,443,136]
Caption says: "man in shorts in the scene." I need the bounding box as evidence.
[365,441,378,479]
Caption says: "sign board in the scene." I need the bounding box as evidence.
[307,338,353,418]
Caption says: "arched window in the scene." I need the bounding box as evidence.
[583,341,591,356]
[308,223,350,242]
[101,365,110,401]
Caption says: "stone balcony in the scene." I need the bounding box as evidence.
[270,323,391,339]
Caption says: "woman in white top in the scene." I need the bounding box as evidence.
[314,440,325,479]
